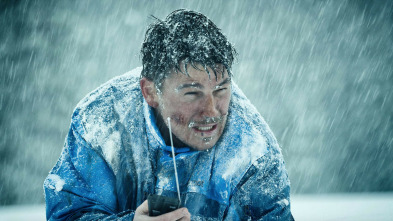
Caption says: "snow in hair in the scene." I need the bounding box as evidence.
[141,9,237,88]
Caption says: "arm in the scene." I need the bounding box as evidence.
[44,117,134,220]
[224,147,293,220]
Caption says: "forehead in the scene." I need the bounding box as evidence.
[164,63,229,87]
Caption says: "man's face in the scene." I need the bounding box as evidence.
[155,64,231,151]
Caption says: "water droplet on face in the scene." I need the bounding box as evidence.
[202,137,212,142]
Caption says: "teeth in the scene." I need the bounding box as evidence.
[197,126,213,131]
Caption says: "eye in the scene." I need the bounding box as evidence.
[215,88,227,94]
[183,91,201,101]
[184,91,199,96]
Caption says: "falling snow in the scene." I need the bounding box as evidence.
[1,1,392,218]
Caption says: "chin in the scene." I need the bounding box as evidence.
[189,127,225,151]
[189,138,218,151]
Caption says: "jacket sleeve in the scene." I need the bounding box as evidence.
[44,115,135,220]
[224,145,294,221]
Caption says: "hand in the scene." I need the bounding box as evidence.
[134,200,191,221]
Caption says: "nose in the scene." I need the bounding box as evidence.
[201,95,219,117]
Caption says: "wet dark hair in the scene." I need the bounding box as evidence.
[140,9,237,88]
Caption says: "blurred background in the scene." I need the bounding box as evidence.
[1,0,392,216]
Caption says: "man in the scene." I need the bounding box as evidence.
[44,9,293,220]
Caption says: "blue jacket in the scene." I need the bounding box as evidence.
[44,67,293,220]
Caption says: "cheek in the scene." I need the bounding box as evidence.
[171,113,187,125]
[170,103,201,125]
[217,95,231,114]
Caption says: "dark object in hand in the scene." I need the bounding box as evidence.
[148,194,181,216]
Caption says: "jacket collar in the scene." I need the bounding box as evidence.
[143,99,192,154]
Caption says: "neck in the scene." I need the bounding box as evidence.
[154,109,188,148]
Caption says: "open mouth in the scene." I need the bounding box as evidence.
[193,124,217,133]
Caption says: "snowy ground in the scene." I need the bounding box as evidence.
[291,193,393,221]
[1,193,392,220]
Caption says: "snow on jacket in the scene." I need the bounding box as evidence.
[44,67,293,220]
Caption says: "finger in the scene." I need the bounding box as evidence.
[177,208,191,221]
[156,207,190,221]
[135,200,149,215]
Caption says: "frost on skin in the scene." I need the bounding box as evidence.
[46,174,65,192]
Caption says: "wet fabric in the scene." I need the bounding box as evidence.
[44,67,293,220]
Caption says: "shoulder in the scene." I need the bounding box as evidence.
[68,67,144,173]
[216,81,284,185]
[72,67,143,132]
[230,81,279,148]
[74,67,142,117]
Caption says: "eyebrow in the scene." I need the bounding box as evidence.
[176,82,203,90]
[218,77,231,87]
[176,77,231,91]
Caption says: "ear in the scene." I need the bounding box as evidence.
[140,78,159,108]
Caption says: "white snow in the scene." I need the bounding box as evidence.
[47,174,65,192]
[291,193,393,221]
[0,205,46,221]
[278,198,290,206]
